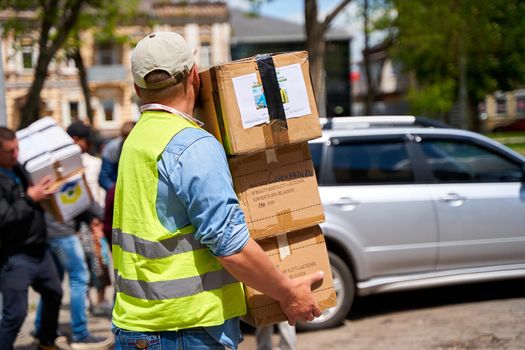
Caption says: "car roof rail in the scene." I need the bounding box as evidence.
[413,117,451,128]
[320,116,451,130]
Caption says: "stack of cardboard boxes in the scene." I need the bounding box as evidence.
[16,117,92,222]
[197,51,337,326]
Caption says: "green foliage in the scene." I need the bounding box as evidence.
[407,79,455,117]
[1,0,140,50]
[391,0,525,117]
[1,0,140,127]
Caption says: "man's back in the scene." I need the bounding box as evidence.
[112,111,247,332]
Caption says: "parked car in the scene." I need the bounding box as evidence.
[492,118,525,132]
[299,116,525,331]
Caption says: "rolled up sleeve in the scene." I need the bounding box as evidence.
[165,133,249,257]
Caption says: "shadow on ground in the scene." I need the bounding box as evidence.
[348,278,525,321]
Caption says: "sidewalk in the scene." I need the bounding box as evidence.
[13,280,114,350]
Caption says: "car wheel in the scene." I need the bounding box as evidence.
[296,251,355,331]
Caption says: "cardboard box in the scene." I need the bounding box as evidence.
[229,143,324,240]
[242,225,337,327]
[16,117,83,184]
[41,169,92,223]
[196,51,321,155]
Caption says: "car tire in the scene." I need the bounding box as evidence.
[296,251,355,331]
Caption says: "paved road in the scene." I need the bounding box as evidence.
[13,278,525,349]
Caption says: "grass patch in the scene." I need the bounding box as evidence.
[486,132,525,154]
[505,143,525,155]
[487,131,525,138]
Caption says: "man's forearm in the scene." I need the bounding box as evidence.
[217,238,293,303]
[218,237,324,325]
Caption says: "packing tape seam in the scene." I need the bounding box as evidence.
[231,159,312,178]
[255,53,287,128]
[265,241,326,257]
[264,149,278,163]
[277,234,290,260]
[229,143,308,165]
[247,287,335,311]
[245,204,323,223]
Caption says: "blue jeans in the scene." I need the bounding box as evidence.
[35,235,90,341]
[113,326,226,350]
[0,250,62,350]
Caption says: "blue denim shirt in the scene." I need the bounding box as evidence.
[156,127,250,349]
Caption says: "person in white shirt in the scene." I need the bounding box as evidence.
[66,122,112,316]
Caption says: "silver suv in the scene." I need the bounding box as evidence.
[300,116,525,331]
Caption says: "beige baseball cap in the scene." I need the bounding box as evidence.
[131,32,195,89]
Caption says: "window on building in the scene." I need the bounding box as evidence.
[496,97,507,114]
[95,43,121,65]
[22,45,33,69]
[69,101,79,122]
[199,42,212,68]
[516,96,525,116]
[102,100,114,121]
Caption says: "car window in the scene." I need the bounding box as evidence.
[309,142,323,178]
[330,140,414,185]
[420,139,523,182]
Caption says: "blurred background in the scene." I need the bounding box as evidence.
[0,0,524,153]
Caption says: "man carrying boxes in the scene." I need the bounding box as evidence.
[110,31,324,350]
[197,49,337,349]
[197,51,336,327]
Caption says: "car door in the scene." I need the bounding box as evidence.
[316,134,439,279]
[416,134,525,269]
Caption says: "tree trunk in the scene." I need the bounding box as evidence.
[17,0,84,129]
[458,44,468,130]
[72,47,94,125]
[363,0,376,115]
[305,0,326,116]
[18,51,54,129]
[468,98,481,132]
[305,0,352,117]
[308,33,327,116]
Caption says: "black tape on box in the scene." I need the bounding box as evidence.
[255,53,288,130]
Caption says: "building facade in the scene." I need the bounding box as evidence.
[0,1,231,137]
[483,90,525,131]
[352,41,410,116]
[229,9,352,117]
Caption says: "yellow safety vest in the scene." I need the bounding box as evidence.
[112,110,246,331]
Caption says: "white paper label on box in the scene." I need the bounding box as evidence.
[232,63,312,129]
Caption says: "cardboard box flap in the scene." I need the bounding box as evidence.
[217,51,309,71]
[229,143,311,175]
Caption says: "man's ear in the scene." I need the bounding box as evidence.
[190,65,201,91]
[134,83,142,98]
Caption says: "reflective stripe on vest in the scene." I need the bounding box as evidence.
[114,268,239,300]
[113,228,205,259]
